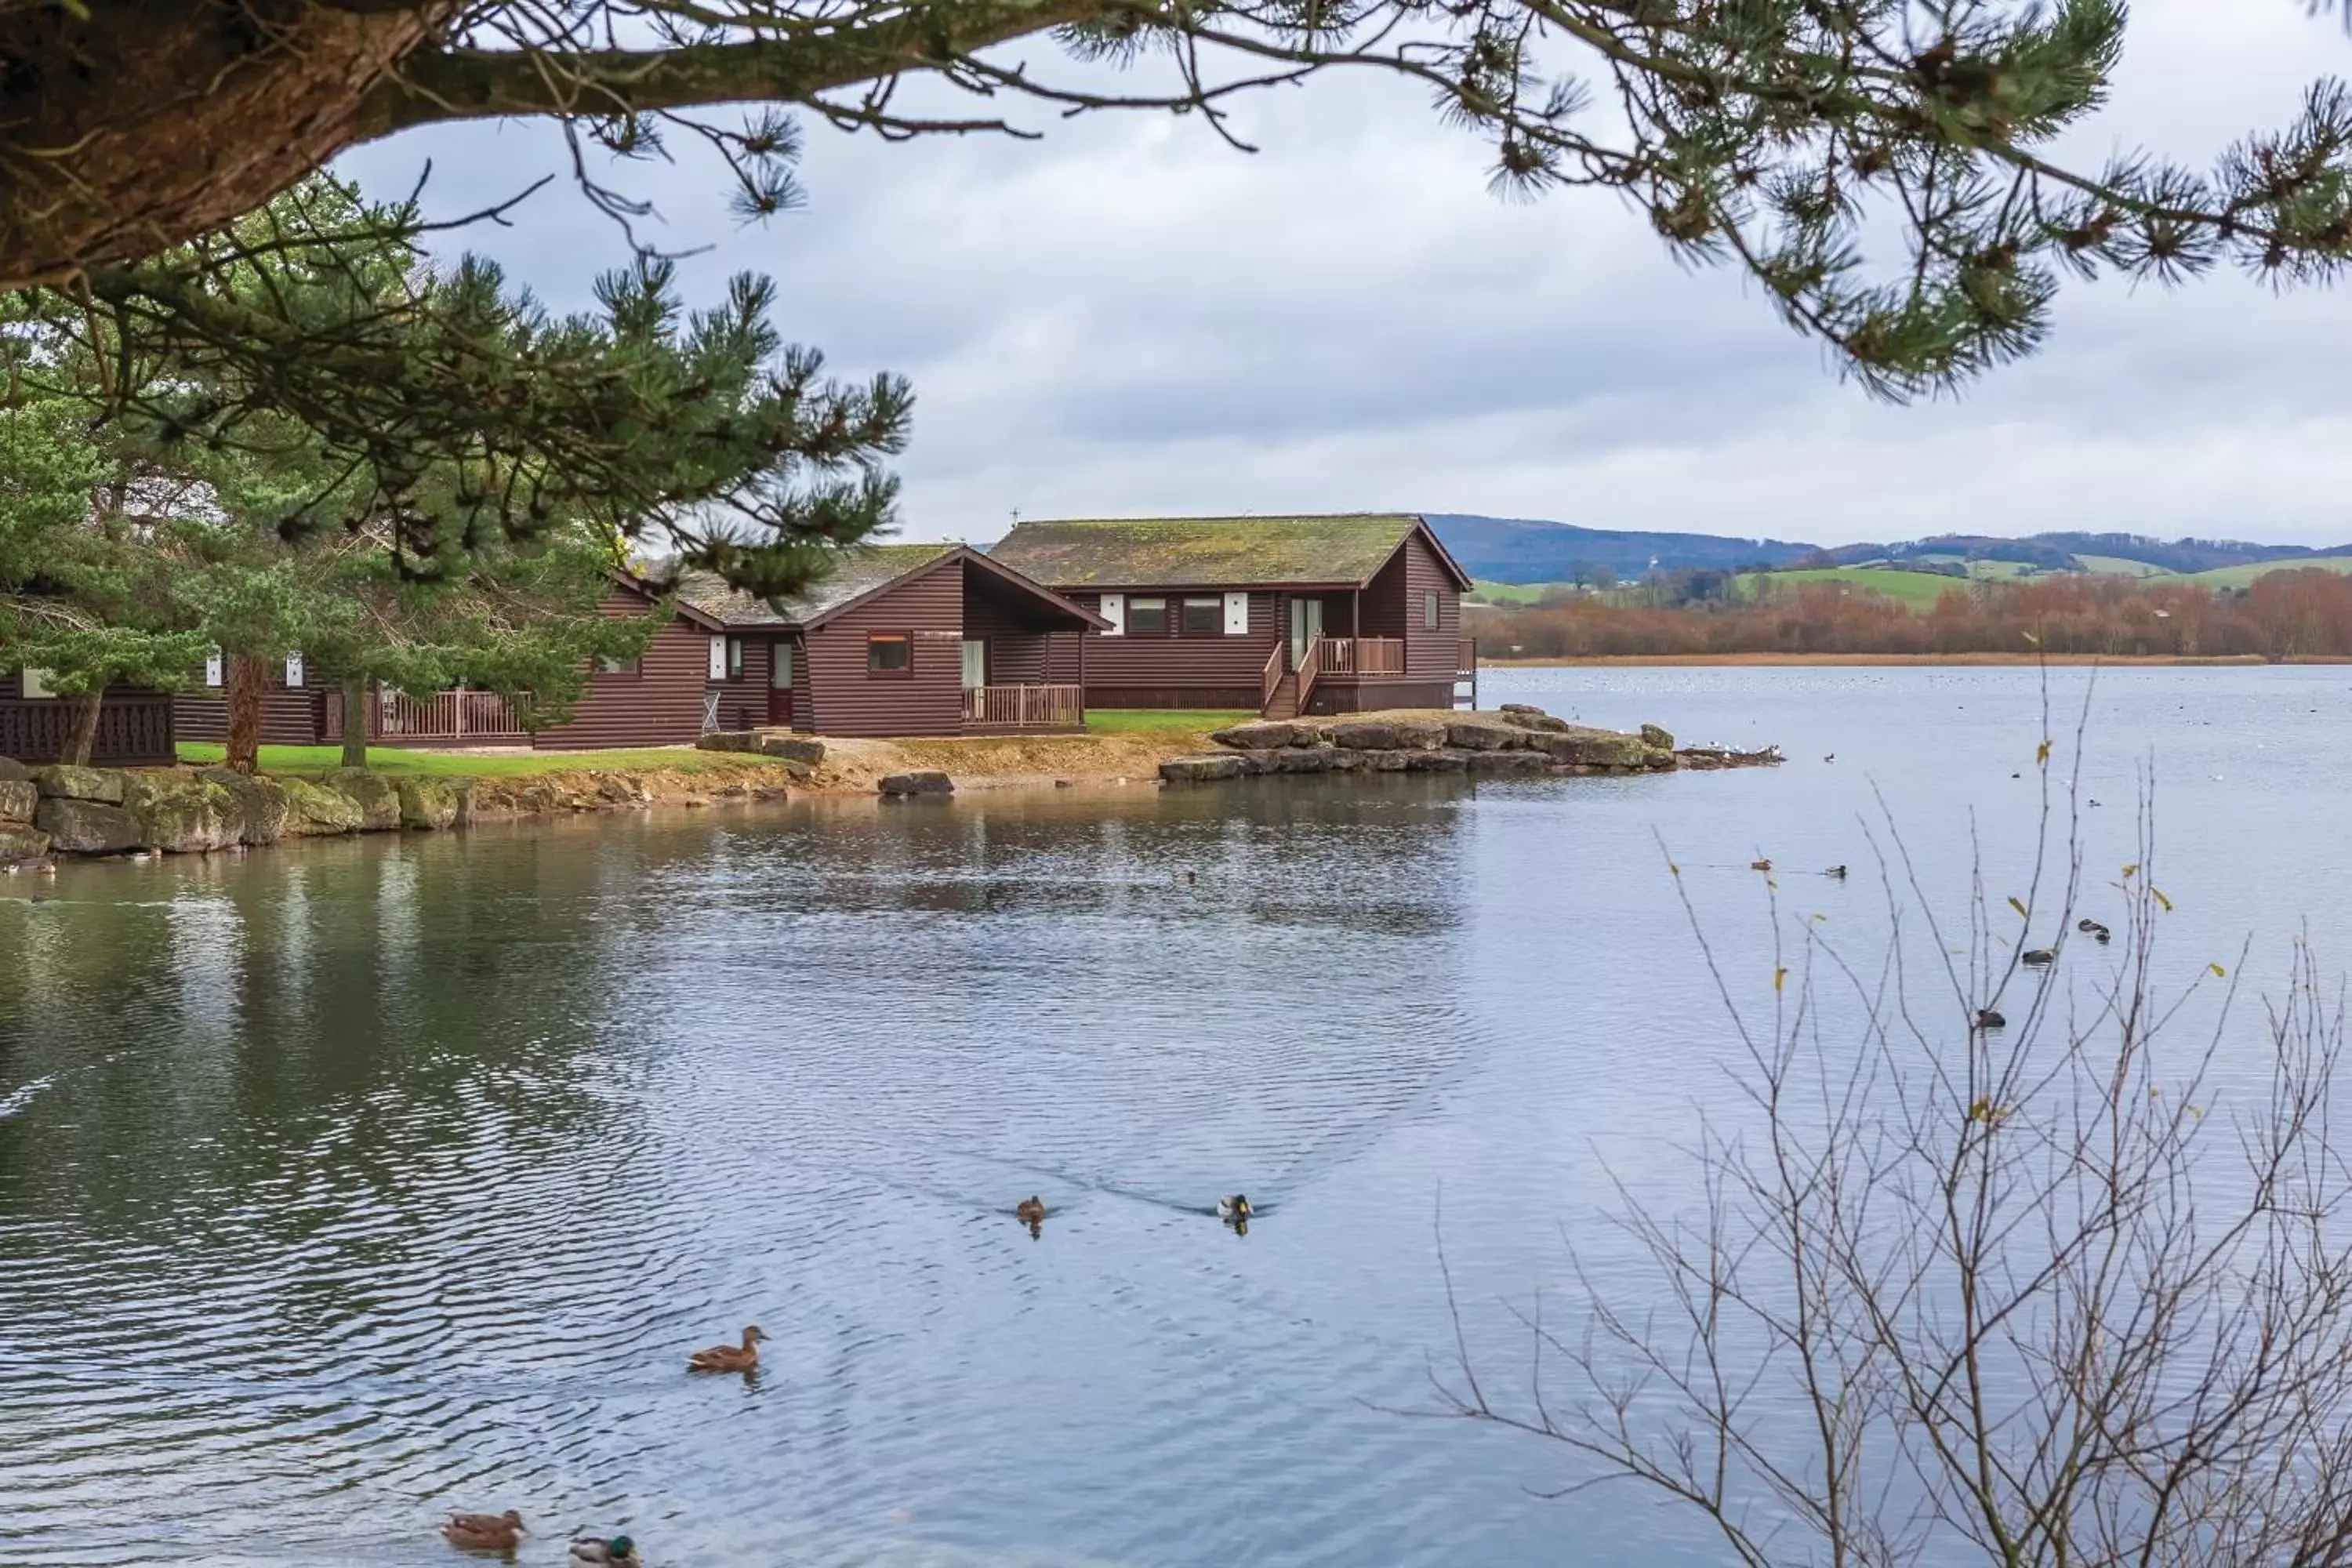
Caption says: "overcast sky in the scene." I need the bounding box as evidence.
[346,2,2352,549]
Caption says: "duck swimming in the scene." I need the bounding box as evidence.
[2078,918,2112,943]
[441,1510,525,1551]
[2022,949,2056,967]
[1976,1008,2007,1030]
[687,1325,767,1373]
[1824,865,1848,880]
[569,1537,640,1566]
[1014,1196,1047,1225]
[1217,1195,1252,1223]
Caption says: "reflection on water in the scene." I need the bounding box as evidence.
[2,666,2350,1566]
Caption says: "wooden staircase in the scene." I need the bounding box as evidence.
[1261,670,1301,720]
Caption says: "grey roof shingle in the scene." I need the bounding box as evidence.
[988,514,1425,590]
[667,543,962,629]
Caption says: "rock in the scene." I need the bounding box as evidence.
[1236,750,1277,776]
[194,769,292,846]
[34,797,143,854]
[1467,749,1554,773]
[1287,722,1329,747]
[1325,747,1366,771]
[1446,717,1523,751]
[323,768,401,831]
[396,778,461,829]
[594,775,648,806]
[0,757,31,783]
[1526,728,1650,768]
[1273,747,1332,773]
[122,775,241,853]
[448,779,478,828]
[1406,749,1470,772]
[879,770,954,797]
[1158,756,1245,784]
[1209,720,1296,750]
[0,780,35,823]
[1325,721,1396,750]
[757,735,827,766]
[1391,720,1448,751]
[281,779,366,836]
[1640,724,1675,751]
[34,764,126,804]
[0,824,53,860]
[695,731,761,753]
[1364,750,1414,772]
[1497,707,1573,734]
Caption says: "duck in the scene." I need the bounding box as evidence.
[1749,858,1773,872]
[1976,1007,2007,1030]
[569,1537,640,1566]
[1217,1194,1252,1223]
[687,1325,767,1373]
[441,1510,526,1551]
[1014,1196,1047,1226]
[2078,918,2112,942]
[2022,949,2056,967]
[1824,865,1847,880]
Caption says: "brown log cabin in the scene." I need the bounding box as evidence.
[0,669,176,766]
[986,514,1477,718]
[172,543,1106,749]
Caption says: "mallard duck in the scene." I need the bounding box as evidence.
[441,1509,525,1551]
[569,1537,640,1566]
[2022,949,2056,967]
[1749,858,1773,872]
[1217,1194,1252,1222]
[1824,865,1848,880]
[1976,1007,2006,1030]
[687,1324,766,1373]
[1014,1196,1047,1225]
[2078,918,2112,942]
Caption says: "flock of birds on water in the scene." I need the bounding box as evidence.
[437,1193,1255,1561]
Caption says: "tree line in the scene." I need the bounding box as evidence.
[1477,571,2352,660]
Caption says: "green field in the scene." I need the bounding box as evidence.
[1466,579,1562,604]
[2184,556,2352,589]
[2073,554,2176,579]
[1085,710,1254,735]
[1737,567,1969,609]
[175,742,762,777]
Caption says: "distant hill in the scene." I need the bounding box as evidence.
[1425,514,1820,583]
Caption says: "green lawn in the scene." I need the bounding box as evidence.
[2185,556,2352,589]
[1085,710,1254,735]
[1737,567,1969,609]
[1466,578,1563,604]
[176,742,757,777]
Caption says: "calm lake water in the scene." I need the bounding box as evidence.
[3,665,2350,1566]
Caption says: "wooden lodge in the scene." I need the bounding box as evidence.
[172,543,1106,749]
[0,670,176,766]
[987,513,1476,719]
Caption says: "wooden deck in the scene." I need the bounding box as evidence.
[325,688,531,747]
[960,683,1086,732]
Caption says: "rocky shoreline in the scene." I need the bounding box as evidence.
[1158,704,1781,784]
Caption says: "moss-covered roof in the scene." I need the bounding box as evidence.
[670,543,962,629]
[988,514,1425,589]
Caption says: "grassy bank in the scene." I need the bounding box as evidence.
[175,742,770,777]
[1086,709,1254,735]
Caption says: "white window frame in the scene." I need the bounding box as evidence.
[708,634,728,681]
[1098,593,1125,637]
[204,650,223,688]
[284,652,306,688]
[1223,592,1249,634]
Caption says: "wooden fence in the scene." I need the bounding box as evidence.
[323,688,530,746]
[960,684,1085,731]
[0,694,176,766]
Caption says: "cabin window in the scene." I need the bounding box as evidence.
[595,652,640,676]
[1181,597,1223,635]
[728,638,746,680]
[771,644,793,688]
[1424,590,1441,630]
[867,632,913,676]
[204,651,223,688]
[1128,597,1168,634]
[20,667,56,699]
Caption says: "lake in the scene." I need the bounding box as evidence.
[3,665,2349,1566]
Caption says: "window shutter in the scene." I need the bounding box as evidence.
[204,650,223,688]
[284,652,305,688]
[1223,592,1249,634]
[708,634,728,681]
[1099,593,1125,636]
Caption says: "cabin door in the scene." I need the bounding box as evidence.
[768,641,794,727]
[1288,597,1323,670]
[960,640,987,689]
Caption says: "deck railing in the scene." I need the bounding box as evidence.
[0,695,176,766]
[961,683,1084,730]
[1262,642,1286,713]
[1314,636,1406,677]
[324,688,530,745]
[1293,636,1324,713]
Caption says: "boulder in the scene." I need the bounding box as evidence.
[1467,749,1555,774]
[1325,720,1396,751]
[34,764,126,804]
[594,775,650,807]
[1391,720,1449,751]
[1325,747,1366,771]
[1406,749,1470,772]
[0,824,52,861]
[0,757,31,782]
[123,775,241,854]
[1363,750,1414,772]
[695,731,762,753]
[1236,750,1277,776]
[396,778,462,830]
[1158,756,1244,784]
[0,779,35,823]
[281,779,366,836]
[1446,717,1523,751]
[1639,724,1675,751]
[757,735,827,766]
[1287,722,1330,747]
[448,779,478,827]
[34,797,143,854]
[879,770,954,797]
[1526,728,1650,768]
[1209,720,1296,751]
[1497,706,1573,734]
[1273,747,1333,774]
[198,770,292,845]
[323,768,401,831]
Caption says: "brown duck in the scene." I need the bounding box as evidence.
[688,1325,768,1373]
[1014,1196,1047,1225]
[441,1510,526,1552]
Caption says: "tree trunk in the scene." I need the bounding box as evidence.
[62,690,104,768]
[340,674,370,768]
[225,654,266,775]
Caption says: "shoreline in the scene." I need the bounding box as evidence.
[1477,652,2346,668]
